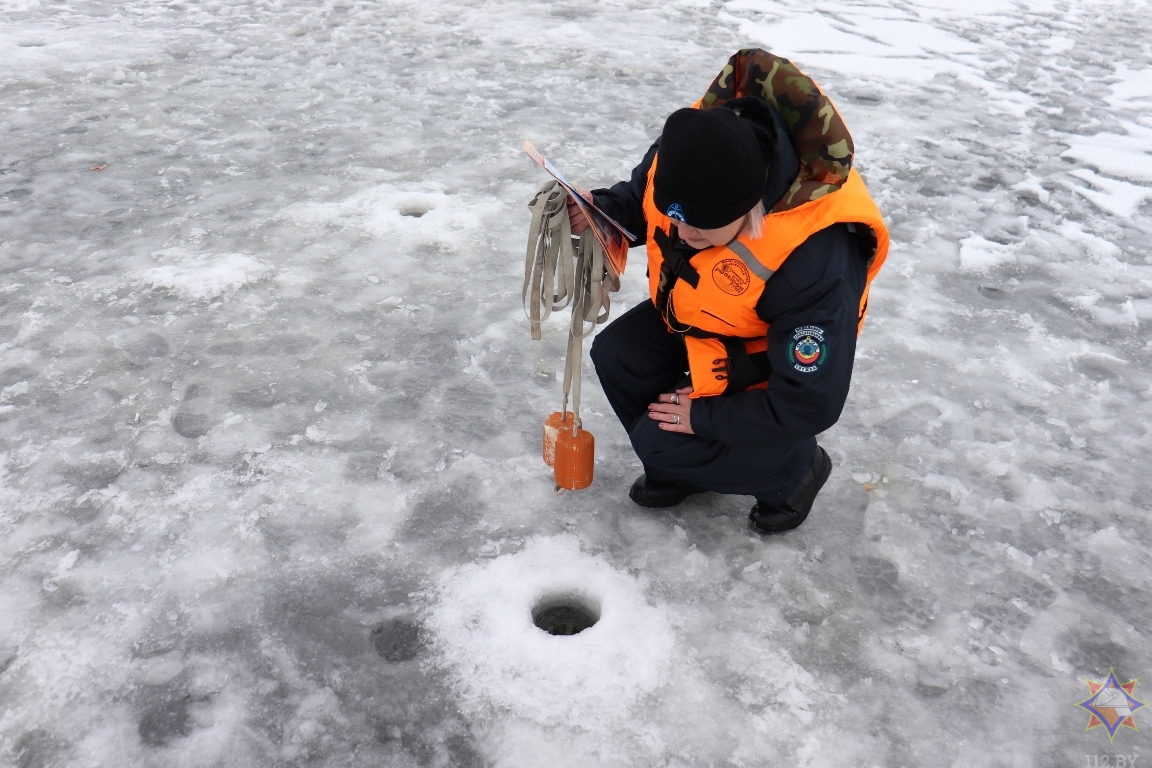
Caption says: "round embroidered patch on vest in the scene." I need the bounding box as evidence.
[787,326,828,373]
[712,259,751,296]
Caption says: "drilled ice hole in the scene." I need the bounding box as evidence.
[532,593,600,636]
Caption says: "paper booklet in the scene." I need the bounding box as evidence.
[523,140,635,280]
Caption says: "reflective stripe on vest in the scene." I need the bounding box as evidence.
[726,239,775,281]
[642,153,890,398]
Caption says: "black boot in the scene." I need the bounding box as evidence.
[749,446,832,534]
[628,474,704,508]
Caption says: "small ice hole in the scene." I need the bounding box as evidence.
[532,596,599,636]
[370,618,421,661]
[399,207,427,218]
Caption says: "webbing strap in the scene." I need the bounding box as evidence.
[523,182,573,340]
[719,337,773,393]
[654,227,700,288]
[524,181,619,434]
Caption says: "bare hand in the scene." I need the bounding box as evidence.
[567,188,592,235]
[648,386,694,434]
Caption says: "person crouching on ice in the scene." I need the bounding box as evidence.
[569,49,889,534]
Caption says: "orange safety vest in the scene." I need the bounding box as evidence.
[642,154,890,398]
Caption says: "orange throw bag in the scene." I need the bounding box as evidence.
[553,420,594,490]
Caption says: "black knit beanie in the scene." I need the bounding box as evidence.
[653,106,767,230]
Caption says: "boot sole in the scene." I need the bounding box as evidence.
[750,507,810,534]
[628,486,704,508]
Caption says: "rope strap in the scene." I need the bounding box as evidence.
[524,180,619,434]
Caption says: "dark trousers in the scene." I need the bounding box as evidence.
[590,301,814,504]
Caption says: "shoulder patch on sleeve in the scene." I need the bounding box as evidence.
[787,325,828,373]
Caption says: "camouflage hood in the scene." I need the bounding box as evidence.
[697,49,853,213]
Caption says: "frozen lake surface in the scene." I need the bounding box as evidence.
[2,0,1151,765]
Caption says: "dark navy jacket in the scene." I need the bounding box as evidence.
[591,102,872,449]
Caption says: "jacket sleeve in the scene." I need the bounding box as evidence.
[689,223,869,448]
[589,139,659,248]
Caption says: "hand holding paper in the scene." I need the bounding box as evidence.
[523,140,635,280]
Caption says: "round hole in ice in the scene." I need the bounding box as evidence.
[531,594,600,636]
[399,207,427,218]
[370,617,422,662]
[428,536,674,724]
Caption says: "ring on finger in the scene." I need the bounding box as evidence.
[674,415,680,424]
[670,394,679,405]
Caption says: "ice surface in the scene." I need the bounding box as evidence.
[1,0,1151,765]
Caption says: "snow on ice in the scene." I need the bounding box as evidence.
[428,536,674,727]
[1,0,1150,766]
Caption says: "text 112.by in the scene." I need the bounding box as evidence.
[1086,756,1139,768]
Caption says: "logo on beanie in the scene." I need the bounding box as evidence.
[712,259,750,295]
[666,203,686,222]
[787,326,828,374]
